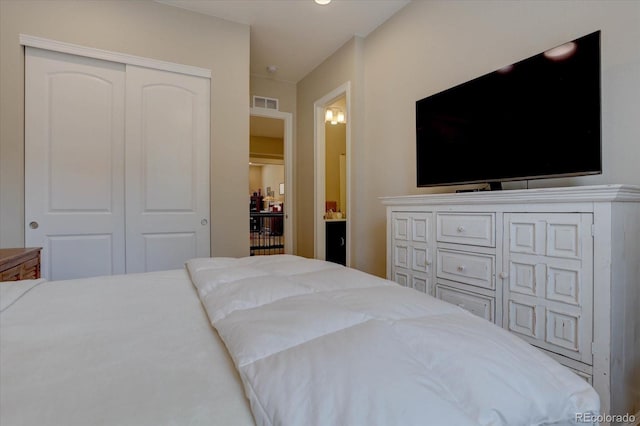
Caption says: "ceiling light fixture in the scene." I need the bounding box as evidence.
[325,107,346,125]
[315,0,331,5]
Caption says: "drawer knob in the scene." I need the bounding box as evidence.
[457,265,466,272]
[499,272,509,279]
[457,226,465,233]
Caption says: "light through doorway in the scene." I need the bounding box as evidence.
[249,109,293,256]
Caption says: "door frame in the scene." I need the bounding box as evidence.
[20,34,210,77]
[313,82,351,265]
[250,107,294,254]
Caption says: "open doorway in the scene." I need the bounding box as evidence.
[314,83,351,266]
[249,108,293,255]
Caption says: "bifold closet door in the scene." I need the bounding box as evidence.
[124,65,210,273]
[25,47,126,280]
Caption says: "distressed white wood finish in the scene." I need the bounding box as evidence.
[436,213,495,247]
[25,48,126,280]
[504,213,593,364]
[125,65,210,273]
[389,212,434,295]
[436,284,494,322]
[382,185,640,418]
[436,249,495,289]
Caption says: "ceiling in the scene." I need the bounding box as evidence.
[156,0,410,83]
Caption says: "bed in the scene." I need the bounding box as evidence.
[1,255,599,425]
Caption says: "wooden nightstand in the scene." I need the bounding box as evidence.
[0,248,42,282]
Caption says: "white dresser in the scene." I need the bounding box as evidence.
[381,185,640,418]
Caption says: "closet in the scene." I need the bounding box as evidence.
[24,42,210,280]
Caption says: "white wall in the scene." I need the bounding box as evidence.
[355,0,640,279]
[0,0,250,257]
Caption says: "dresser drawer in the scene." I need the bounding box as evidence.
[437,213,495,247]
[436,284,494,322]
[437,249,494,289]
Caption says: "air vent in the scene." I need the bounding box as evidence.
[253,96,279,111]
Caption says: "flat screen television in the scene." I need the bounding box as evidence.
[416,31,601,188]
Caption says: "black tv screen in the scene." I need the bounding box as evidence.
[416,31,601,188]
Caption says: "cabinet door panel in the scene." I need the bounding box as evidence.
[411,216,429,243]
[508,259,540,297]
[392,214,409,241]
[411,244,430,273]
[546,308,580,351]
[393,243,410,269]
[390,212,433,294]
[393,270,409,287]
[412,275,428,293]
[503,213,593,364]
[509,219,546,255]
[546,215,584,259]
[507,299,541,339]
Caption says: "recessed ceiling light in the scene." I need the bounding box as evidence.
[315,0,331,5]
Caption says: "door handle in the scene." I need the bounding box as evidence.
[340,237,345,247]
[29,221,39,229]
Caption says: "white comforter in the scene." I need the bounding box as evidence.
[186,255,599,426]
[0,270,255,426]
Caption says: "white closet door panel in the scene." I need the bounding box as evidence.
[25,47,126,280]
[49,235,114,279]
[142,86,195,211]
[143,233,197,272]
[125,65,210,273]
